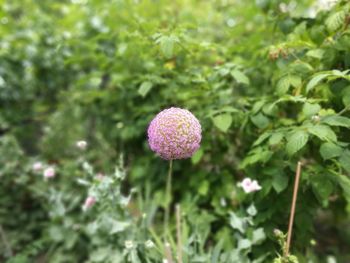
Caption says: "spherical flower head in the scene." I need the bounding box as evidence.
[76,140,87,150]
[147,107,202,160]
[43,167,55,179]
[32,162,43,172]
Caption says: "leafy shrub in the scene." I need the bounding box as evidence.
[1,0,350,262]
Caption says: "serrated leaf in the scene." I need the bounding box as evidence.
[251,113,270,129]
[269,132,284,145]
[212,113,232,132]
[159,35,179,58]
[322,115,350,128]
[276,75,301,95]
[231,69,250,85]
[138,81,153,97]
[308,125,337,142]
[303,103,321,117]
[320,142,343,160]
[286,130,309,156]
[306,73,330,93]
[326,11,346,32]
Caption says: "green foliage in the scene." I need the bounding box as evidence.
[1,0,350,262]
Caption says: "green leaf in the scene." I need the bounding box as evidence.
[286,130,309,156]
[326,11,346,32]
[246,204,257,216]
[251,228,266,245]
[337,174,350,212]
[302,103,321,117]
[276,75,301,95]
[306,49,324,59]
[272,172,288,193]
[339,150,350,172]
[212,113,232,132]
[312,175,333,206]
[191,148,204,164]
[138,81,153,97]
[198,180,209,195]
[253,132,270,146]
[308,125,337,142]
[251,113,270,129]
[110,220,130,234]
[306,73,330,93]
[322,115,350,128]
[268,132,284,145]
[229,212,245,233]
[231,69,250,85]
[157,35,179,58]
[238,239,252,250]
[320,142,343,160]
[342,87,350,106]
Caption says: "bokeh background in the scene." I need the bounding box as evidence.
[1,0,350,262]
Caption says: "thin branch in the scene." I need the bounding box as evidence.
[285,161,302,256]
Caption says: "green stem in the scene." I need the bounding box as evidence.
[164,160,173,235]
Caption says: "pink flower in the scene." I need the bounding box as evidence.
[76,140,87,150]
[147,107,202,160]
[43,167,55,179]
[238,178,262,193]
[32,162,43,172]
[95,173,104,181]
[83,196,96,210]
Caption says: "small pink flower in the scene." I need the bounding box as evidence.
[83,196,96,210]
[95,173,105,181]
[76,140,87,150]
[43,167,55,179]
[238,178,262,193]
[32,162,43,172]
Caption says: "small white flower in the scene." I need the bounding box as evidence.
[43,167,55,179]
[238,178,262,193]
[145,240,155,248]
[125,240,134,249]
[76,140,87,150]
[32,162,43,171]
[163,260,169,263]
[220,197,227,207]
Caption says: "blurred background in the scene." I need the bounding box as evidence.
[1,0,350,262]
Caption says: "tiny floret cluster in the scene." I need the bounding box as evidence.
[147,107,202,160]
